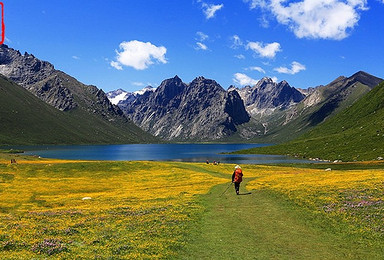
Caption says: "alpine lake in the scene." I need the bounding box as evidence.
[11,143,316,164]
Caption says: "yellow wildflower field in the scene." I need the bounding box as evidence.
[2,154,384,258]
[246,164,384,237]
[0,159,227,259]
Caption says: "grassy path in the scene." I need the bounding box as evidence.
[1,157,383,258]
[183,175,382,259]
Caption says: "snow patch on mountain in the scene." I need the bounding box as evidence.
[107,86,155,105]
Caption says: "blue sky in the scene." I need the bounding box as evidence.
[3,0,384,92]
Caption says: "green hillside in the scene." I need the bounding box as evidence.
[237,81,384,161]
[0,75,157,145]
[256,72,381,143]
[262,82,372,143]
[223,72,382,144]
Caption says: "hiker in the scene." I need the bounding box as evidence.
[232,165,243,195]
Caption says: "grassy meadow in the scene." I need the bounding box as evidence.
[1,152,384,259]
[236,81,384,162]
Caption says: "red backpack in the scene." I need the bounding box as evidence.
[233,168,243,183]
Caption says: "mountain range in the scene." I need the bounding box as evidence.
[116,76,250,141]
[0,44,383,148]
[247,70,384,143]
[240,79,384,161]
[229,77,305,117]
[107,76,309,141]
[107,71,382,143]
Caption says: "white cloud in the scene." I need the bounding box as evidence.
[274,61,306,74]
[196,31,209,42]
[233,73,259,86]
[195,42,208,50]
[246,41,282,58]
[110,61,123,70]
[244,0,267,9]
[259,15,270,28]
[202,3,224,19]
[245,0,368,40]
[72,55,80,60]
[132,81,145,87]
[195,32,209,50]
[231,35,243,49]
[249,66,266,73]
[234,54,246,59]
[111,40,167,70]
[262,61,271,66]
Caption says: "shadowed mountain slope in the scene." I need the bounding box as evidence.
[0,45,157,144]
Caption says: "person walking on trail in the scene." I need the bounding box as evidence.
[232,165,243,195]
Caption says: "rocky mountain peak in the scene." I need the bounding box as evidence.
[193,76,206,82]
[121,76,250,141]
[255,77,274,88]
[133,85,155,95]
[191,76,223,88]
[254,77,276,93]
[349,71,383,87]
[352,70,370,78]
[232,77,305,117]
[161,75,182,86]
[154,76,187,107]
[279,80,289,86]
[0,44,55,86]
[328,76,347,86]
[107,89,130,105]
[228,85,237,91]
[159,75,183,86]
[259,77,274,84]
[173,74,181,80]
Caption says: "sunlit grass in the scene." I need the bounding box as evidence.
[0,158,227,258]
[1,153,384,258]
[246,165,384,240]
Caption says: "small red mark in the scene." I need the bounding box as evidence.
[0,2,4,44]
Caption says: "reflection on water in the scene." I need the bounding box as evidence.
[11,143,315,164]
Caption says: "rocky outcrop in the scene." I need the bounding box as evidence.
[28,75,77,111]
[232,77,305,117]
[0,44,132,125]
[0,45,55,86]
[0,44,75,111]
[350,71,383,88]
[123,76,250,141]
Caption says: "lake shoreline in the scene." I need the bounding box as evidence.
[1,143,317,164]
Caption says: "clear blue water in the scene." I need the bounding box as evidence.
[10,143,316,164]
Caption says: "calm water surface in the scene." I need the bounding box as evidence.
[15,144,315,164]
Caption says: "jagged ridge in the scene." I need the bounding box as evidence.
[122,76,250,141]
